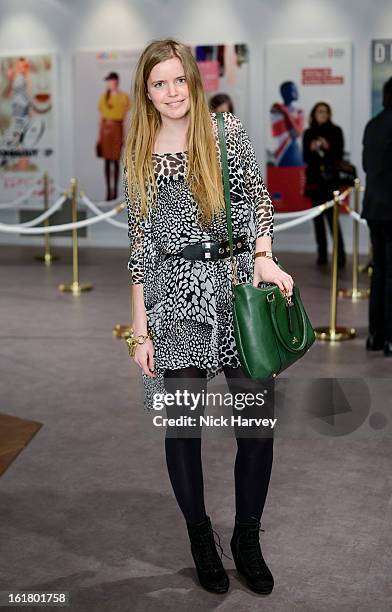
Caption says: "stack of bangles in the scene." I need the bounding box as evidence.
[126,329,153,357]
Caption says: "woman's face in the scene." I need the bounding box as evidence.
[146,56,190,120]
[16,59,30,75]
[106,78,118,91]
[314,105,330,124]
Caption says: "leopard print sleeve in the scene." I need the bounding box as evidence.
[226,113,274,241]
[124,171,144,285]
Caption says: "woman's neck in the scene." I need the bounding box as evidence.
[155,113,190,152]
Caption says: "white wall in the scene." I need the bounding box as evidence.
[1,0,391,253]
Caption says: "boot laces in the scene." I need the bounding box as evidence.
[193,525,232,569]
[212,527,233,562]
[238,526,266,572]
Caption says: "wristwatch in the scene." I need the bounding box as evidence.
[255,250,273,259]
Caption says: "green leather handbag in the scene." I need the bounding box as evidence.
[216,112,316,380]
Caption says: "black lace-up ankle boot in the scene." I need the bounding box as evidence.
[186,516,230,593]
[230,516,274,595]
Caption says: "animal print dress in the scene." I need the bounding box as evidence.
[125,112,274,411]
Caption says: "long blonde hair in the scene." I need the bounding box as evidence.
[124,39,225,225]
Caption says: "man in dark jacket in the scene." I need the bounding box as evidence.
[362,76,392,356]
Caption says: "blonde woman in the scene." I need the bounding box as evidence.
[124,39,293,595]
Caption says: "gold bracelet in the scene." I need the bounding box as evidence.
[255,250,273,259]
[126,329,153,358]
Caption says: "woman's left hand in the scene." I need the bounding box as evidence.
[253,257,294,296]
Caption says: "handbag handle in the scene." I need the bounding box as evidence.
[268,291,308,353]
[216,112,237,286]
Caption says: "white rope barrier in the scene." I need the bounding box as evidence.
[87,194,124,208]
[0,196,342,236]
[274,187,353,232]
[343,207,367,225]
[0,202,126,234]
[80,192,128,229]
[275,208,321,219]
[18,195,67,227]
[0,181,364,236]
[274,199,335,233]
[273,187,352,219]
[55,185,123,208]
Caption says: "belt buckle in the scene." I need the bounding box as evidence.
[203,241,218,261]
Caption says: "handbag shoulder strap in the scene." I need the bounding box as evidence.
[216,112,234,259]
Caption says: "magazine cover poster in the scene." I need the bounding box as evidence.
[0,53,57,207]
[265,41,352,211]
[73,49,140,201]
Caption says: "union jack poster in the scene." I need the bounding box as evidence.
[265,41,352,212]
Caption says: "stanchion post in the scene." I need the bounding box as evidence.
[367,240,373,278]
[352,178,360,294]
[359,219,373,275]
[314,190,356,341]
[330,190,339,333]
[35,171,59,265]
[71,178,79,286]
[338,178,369,300]
[59,178,93,295]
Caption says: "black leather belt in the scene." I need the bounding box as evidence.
[163,235,248,262]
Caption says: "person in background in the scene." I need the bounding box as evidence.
[362,76,392,356]
[209,93,234,113]
[97,72,130,200]
[303,102,346,268]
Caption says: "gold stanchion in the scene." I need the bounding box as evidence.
[338,178,369,300]
[59,178,93,295]
[112,324,133,339]
[314,190,356,341]
[113,285,133,338]
[358,239,373,277]
[359,228,373,276]
[367,243,373,279]
[35,172,60,265]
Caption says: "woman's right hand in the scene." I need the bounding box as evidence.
[133,338,156,378]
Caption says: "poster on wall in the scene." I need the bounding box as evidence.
[191,44,249,122]
[265,41,352,211]
[74,44,249,202]
[0,53,57,207]
[74,49,140,202]
[371,40,392,116]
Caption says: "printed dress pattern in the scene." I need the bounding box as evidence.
[125,112,274,410]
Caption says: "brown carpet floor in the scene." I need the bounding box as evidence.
[0,245,391,612]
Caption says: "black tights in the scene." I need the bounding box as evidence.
[164,365,274,525]
[104,159,119,200]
